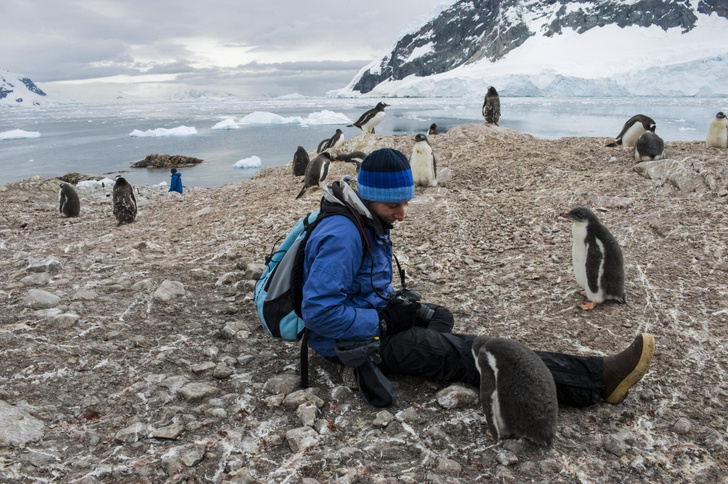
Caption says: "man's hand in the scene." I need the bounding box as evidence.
[378,299,422,336]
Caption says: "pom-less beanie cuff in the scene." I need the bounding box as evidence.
[357,148,415,203]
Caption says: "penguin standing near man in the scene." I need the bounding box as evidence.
[112,175,138,226]
[296,152,336,199]
[607,114,656,150]
[560,207,626,310]
[58,183,80,218]
[348,102,390,134]
[634,131,666,161]
[472,335,558,447]
[483,86,501,125]
[410,134,437,187]
[706,112,727,148]
[335,151,367,174]
[292,146,310,176]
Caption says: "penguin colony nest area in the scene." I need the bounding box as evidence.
[1,123,727,483]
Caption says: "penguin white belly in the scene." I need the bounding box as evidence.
[621,123,646,149]
[706,119,728,148]
[411,146,436,186]
[486,351,507,438]
[571,223,588,290]
[362,111,385,133]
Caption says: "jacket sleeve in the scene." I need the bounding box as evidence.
[301,217,381,342]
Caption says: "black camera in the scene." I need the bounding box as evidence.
[390,288,435,327]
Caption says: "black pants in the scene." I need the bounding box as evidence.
[377,305,603,407]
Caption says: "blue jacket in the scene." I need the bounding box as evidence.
[302,181,394,357]
[169,172,183,193]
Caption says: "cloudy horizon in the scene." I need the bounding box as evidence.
[0,1,451,101]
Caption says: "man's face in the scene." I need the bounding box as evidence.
[368,201,408,224]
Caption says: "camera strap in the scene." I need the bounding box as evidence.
[392,253,407,289]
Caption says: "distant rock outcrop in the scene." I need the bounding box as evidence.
[131,154,203,169]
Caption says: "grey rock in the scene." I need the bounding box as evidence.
[244,263,266,280]
[21,272,50,285]
[373,410,395,428]
[178,382,219,402]
[150,420,186,440]
[153,280,185,302]
[161,443,206,474]
[435,384,479,409]
[603,434,627,456]
[72,288,98,301]
[296,402,319,427]
[673,417,692,435]
[286,426,321,453]
[216,272,238,286]
[132,278,154,291]
[435,456,462,476]
[495,449,518,466]
[114,422,149,443]
[26,258,61,273]
[160,375,189,393]
[0,400,45,447]
[22,289,61,309]
[264,373,301,395]
[213,363,233,379]
[283,388,325,409]
[191,362,216,374]
[48,312,80,328]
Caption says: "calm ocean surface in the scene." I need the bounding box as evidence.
[1,96,725,188]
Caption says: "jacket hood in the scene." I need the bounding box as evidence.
[321,176,389,236]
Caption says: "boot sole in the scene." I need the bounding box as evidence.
[605,333,655,404]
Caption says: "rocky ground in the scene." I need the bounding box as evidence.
[1,123,727,483]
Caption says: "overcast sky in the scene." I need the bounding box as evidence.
[0,1,450,101]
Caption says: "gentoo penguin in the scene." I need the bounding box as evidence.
[607,114,656,150]
[483,86,501,125]
[410,134,437,187]
[348,102,390,134]
[706,112,727,148]
[472,335,558,447]
[112,175,137,226]
[335,151,367,174]
[634,131,665,161]
[296,152,335,199]
[292,146,309,176]
[323,128,345,151]
[428,123,438,135]
[560,207,625,310]
[58,183,80,218]
[316,137,330,154]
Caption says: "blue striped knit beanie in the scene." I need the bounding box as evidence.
[357,148,415,203]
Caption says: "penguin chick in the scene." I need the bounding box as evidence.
[483,86,501,125]
[296,152,335,199]
[112,176,137,226]
[560,207,625,310]
[292,146,310,176]
[58,183,80,217]
[428,123,438,135]
[410,134,437,187]
[706,112,727,148]
[348,102,389,134]
[634,131,665,161]
[607,114,656,150]
[472,335,558,447]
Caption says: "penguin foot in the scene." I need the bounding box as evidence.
[580,301,598,310]
[602,333,655,404]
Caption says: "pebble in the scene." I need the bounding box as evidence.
[435,384,479,409]
[286,426,321,453]
[22,288,61,309]
[153,280,186,302]
[178,382,219,402]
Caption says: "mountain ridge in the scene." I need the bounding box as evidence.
[336,0,728,98]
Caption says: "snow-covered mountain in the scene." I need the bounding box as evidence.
[332,0,728,98]
[0,69,50,106]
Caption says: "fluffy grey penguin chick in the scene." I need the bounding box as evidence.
[112,176,137,226]
[292,146,309,176]
[634,131,665,161]
[58,183,80,217]
[472,335,558,447]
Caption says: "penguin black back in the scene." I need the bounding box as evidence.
[292,146,309,176]
[483,86,501,125]
[58,183,80,218]
[472,335,558,447]
[112,176,137,226]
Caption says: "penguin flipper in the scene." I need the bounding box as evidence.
[585,240,603,296]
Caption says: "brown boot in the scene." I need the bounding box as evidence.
[602,333,655,404]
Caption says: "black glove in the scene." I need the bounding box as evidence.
[378,298,422,336]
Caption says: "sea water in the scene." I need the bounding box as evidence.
[1,96,725,188]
